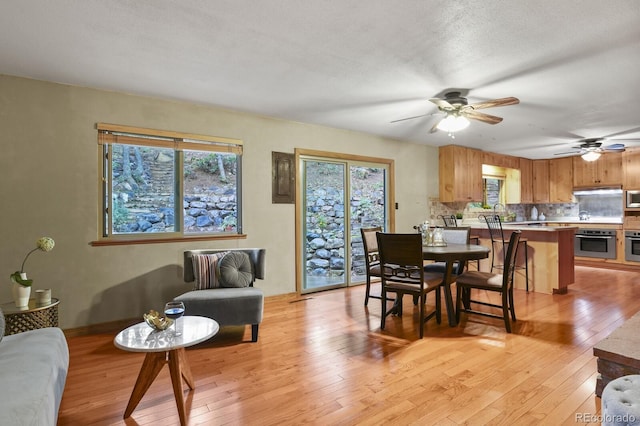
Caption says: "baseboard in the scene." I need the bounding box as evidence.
[63,318,139,337]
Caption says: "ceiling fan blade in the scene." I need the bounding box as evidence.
[604,144,626,152]
[464,110,503,125]
[554,151,581,156]
[390,113,431,124]
[429,98,454,110]
[469,97,520,110]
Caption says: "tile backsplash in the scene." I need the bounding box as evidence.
[428,198,587,223]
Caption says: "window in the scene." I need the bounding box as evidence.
[483,176,505,208]
[96,123,243,244]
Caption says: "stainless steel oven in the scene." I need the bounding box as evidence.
[574,228,617,259]
[625,231,640,262]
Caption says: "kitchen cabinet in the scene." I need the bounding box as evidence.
[573,152,622,187]
[439,145,483,202]
[482,152,520,169]
[531,158,573,203]
[623,149,640,189]
[532,160,550,203]
[520,158,533,203]
[549,157,574,202]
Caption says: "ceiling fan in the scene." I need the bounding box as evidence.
[391,91,520,137]
[554,138,627,161]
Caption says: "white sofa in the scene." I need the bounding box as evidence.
[0,309,69,426]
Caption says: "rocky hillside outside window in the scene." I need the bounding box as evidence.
[96,123,243,244]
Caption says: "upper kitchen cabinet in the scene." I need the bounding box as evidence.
[573,152,622,187]
[520,158,533,204]
[482,151,520,169]
[623,148,640,189]
[532,160,550,203]
[549,157,574,202]
[439,145,483,202]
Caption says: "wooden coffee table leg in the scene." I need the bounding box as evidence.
[124,352,166,418]
[177,347,195,389]
[168,348,194,426]
[123,349,195,425]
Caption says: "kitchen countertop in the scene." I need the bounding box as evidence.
[466,223,577,232]
[462,216,623,227]
[531,216,623,225]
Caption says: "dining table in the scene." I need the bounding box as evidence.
[422,243,490,327]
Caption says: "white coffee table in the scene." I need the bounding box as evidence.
[114,315,219,425]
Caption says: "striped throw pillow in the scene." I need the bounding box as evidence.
[191,252,229,290]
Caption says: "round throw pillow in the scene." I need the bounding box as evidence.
[219,251,253,288]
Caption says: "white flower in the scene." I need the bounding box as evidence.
[10,236,56,286]
[37,237,55,252]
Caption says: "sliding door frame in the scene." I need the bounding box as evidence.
[294,148,395,295]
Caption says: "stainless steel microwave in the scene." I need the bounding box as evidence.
[626,190,640,208]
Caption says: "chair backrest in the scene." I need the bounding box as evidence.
[438,214,458,227]
[184,248,266,283]
[376,232,424,288]
[442,227,471,274]
[502,231,522,290]
[361,226,383,268]
[442,226,470,245]
[480,214,506,244]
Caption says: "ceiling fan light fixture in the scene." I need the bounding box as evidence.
[581,151,601,162]
[436,114,470,134]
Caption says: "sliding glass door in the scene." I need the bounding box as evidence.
[298,152,391,294]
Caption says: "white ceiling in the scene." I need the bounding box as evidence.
[1,1,639,159]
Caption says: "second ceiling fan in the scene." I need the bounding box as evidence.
[392,91,520,136]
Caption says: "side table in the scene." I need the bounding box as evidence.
[114,316,219,426]
[0,298,60,335]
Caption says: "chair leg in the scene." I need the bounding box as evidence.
[463,287,471,309]
[251,324,259,342]
[419,293,425,338]
[435,288,442,324]
[508,288,517,322]
[455,285,462,324]
[523,241,529,292]
[380,289,387,330]
[502,292,512,333]
[364,276,371,306]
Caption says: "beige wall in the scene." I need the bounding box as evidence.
[0,74,438,329]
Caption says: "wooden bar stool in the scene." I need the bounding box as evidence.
[479,214,530,291]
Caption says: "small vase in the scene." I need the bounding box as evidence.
[11,272,31,308]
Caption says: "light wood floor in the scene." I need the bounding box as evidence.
[58,266,640,425]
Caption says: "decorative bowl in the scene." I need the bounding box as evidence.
[143,309,174,331]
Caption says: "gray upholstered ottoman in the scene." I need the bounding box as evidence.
[601,375,640,426]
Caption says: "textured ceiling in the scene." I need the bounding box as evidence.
[1,0,639,159]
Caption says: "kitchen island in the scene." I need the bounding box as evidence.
[467,223,577,294]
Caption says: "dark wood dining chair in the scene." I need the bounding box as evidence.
[455,230,522,333]
[480,214,529,291]
[376,232,445,338]
[360,226,390,306]
[438,214,458,227]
